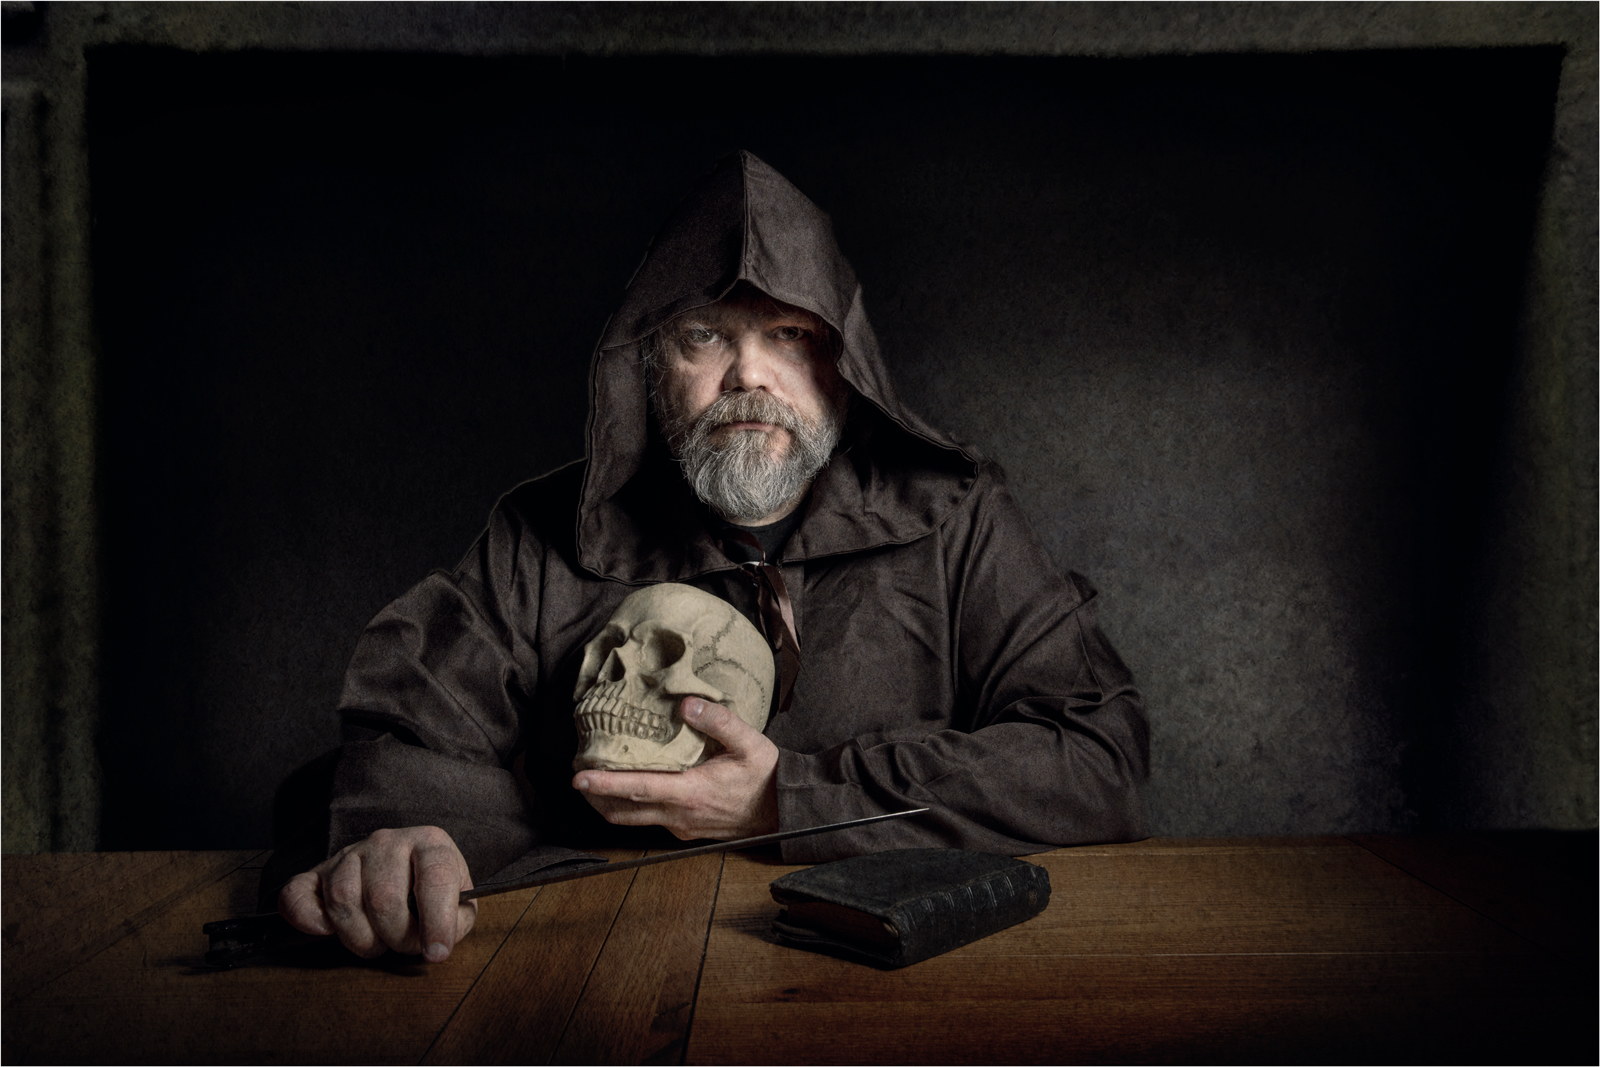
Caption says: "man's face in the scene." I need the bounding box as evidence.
[654,292,846,455]
[651,288,849,523]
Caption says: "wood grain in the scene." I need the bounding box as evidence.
[1348,831,1599,963]
[4,855,539,1064]
[686,837,1590,1064]
[8,838,1593,1065]
[553,850,723,1065]
[2,850,262,1007]
[423,848,646,1065]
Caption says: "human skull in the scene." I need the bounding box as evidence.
[572,583,773,772]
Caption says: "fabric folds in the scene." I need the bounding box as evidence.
[272,150,1149,896]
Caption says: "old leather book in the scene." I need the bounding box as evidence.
[769,848,1051,968]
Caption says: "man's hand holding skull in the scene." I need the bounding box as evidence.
[569,582,780,839]
[573,695,780,839]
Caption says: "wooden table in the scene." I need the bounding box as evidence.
[4,835,1593,1064]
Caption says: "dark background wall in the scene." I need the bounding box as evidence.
[5,4,1595,852]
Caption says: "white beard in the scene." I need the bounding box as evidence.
[657,388,844,523]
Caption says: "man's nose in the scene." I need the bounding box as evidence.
[722,333,779,392]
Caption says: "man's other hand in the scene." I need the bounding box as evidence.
[573,697,780,839]
[277,825,477,962]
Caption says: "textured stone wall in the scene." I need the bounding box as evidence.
[3,3,1593,850]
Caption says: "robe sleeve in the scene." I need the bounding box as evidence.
[268,500,547,891]
[773,473,1150,861]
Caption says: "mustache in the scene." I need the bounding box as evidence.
[665,390,810,452]
[661,383,847,523]
[698,391,808,435]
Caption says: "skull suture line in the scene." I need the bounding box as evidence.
[572,583,774,772]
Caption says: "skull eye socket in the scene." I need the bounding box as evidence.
[637,628,687,673]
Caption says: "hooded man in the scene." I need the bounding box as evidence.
[276,152,1149,964]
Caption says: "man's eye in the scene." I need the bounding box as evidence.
[775,326,809,342]
[684,328,718,345]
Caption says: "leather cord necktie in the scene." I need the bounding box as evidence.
[722,531,801,715]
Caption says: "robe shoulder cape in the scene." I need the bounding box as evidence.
[267,151,1150,893]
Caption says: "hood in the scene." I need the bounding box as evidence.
[576,151,980,584]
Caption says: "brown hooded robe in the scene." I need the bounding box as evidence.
[281,152,1149,892]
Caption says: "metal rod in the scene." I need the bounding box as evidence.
[459,807,930,901]
[203,808,930,966]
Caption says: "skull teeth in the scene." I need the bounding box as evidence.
[574,682,677,745]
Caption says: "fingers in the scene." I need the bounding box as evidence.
[279,826,475,962]
[321,847,385,958]
[576,772,701,839]
[567,701,753,807]
[571,699,780,840]
[411,834,469,962]
[575,767,692,806]
[361,830,420,955]
[278,871,332,936]
[581,793,701,841]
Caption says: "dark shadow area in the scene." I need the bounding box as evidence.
[88,48,1559,849]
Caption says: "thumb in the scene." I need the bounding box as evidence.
[681,696,758,751]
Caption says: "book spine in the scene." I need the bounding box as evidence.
[885,863,1051,965]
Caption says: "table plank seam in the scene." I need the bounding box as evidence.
[676,851,726,1067]
[9,841,1592,1063]
[1339,834,1577,963]
[548,865,645,1065]
[415,883,547,1066]
[5,849,272,1009]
